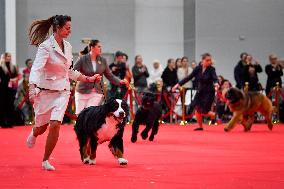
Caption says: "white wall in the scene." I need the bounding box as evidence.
[16,0,184,70]
[195,0,284,87]
[135,0,184,69]
[16,0,135,67]
[184,0,195,61]
[0,0,5,53]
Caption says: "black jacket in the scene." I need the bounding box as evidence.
[234,60,246,89]
[265,64,283,95]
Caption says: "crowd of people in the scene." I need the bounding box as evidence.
[1,49,283,128]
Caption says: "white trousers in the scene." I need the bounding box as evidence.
[75,91,104,115]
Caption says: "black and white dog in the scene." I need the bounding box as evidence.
[74,98,129,165]
[131,92,162,143]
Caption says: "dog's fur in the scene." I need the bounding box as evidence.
[74,98,129,165]
[131,92,162,143]
[224,87,273,132]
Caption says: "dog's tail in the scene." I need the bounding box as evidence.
[74,113,88,162]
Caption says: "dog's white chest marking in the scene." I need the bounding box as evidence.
[97,117,119,144]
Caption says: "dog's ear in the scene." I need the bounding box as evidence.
[106,97,116,104]
[105,98,119,112]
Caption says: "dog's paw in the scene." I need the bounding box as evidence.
[118,158,128,165]
[141,132,148,140]
[88,159,96,165]
[268,124,273,131]
[149,135,154,141]
[83,157,96,165]
[224,127,230,132]
[83,157,90,164]
[131,135,137,143]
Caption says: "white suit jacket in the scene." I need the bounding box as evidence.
[29,35,80,91]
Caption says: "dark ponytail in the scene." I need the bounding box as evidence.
[28,15,71,46]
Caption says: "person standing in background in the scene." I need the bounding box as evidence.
[109,51,127,98]
[265,53,283,96]
[148,59,163,87]
[234,52,248,89]
[15,59,34,125]
[243,54,263,91]
[132,55,149,92]
[0,52,20,128]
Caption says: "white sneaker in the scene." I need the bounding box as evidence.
[118,158,128,165]
[26,129,36,148]
[88,159,96,165]
[42,160,55,171]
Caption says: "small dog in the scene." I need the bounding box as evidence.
[224,87,273,132]
[131,92,162,143]
[74,98,129,165]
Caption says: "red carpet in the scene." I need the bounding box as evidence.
[0,123,284,189]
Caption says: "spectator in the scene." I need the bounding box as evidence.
[15,59,34,124]
[217,75,225,86]
[132,55,149,92]
[109,51,127,98]
[190,61,198,90]
[0,52,20,128]
[177,56,193,89]
[161,58,178,122]
[234,52,248,89]
[244,54,263,91]
[23,59,33,80]
[216,79,232,123]
[161,58,178,90]
[265,53,283,95]
[122,52,132,84]
[175,58,182,69]
[148,59,163,87]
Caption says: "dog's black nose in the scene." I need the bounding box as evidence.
[119,111,125,117]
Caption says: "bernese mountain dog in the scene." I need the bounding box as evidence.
[131,92,162,143]
[74,98,129,165]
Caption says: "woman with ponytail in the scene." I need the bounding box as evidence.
[26,15,101,171]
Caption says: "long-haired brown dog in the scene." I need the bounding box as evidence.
[224,87,273,132]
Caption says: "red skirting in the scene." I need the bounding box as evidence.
[1,123,284,189]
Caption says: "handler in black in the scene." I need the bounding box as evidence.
[172,53,218,131]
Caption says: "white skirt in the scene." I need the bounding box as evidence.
[33,90,70,127]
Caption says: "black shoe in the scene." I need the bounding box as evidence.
[194,127,203,131]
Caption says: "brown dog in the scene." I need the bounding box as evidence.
[224,88,273,132]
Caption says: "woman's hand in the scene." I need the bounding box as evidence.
[87,74,102,83]
[28,84,39,104]
[120,79,129,88]
[171,84,180,92]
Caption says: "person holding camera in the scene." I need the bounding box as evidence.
[265,53,283,95]
[243,54,263,91]
[109,51,127,98]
